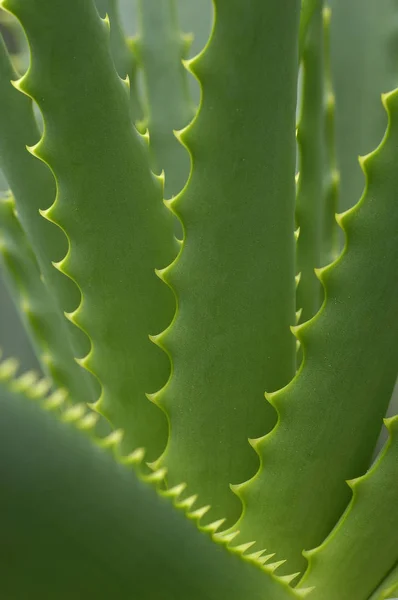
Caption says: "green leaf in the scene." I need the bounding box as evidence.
[154,0,300,526]
[296,2,325,320]
[299,0,321,58]
[0,193,99,399]
[0,366,307,600]
[321,6,339,266]
[176,0,213,105]
[329,0,398,212]
[233,89,398,572]
[299,416,398,599]
[134,0,194,198]
[95,0,142,121]
[369,563,398,600]
[3,0,178,461]
[177,0,213,58]
[0,31,96,401]
[0,7,28,72]
[0,275,38,370]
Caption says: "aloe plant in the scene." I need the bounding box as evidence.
[0,0,397,598]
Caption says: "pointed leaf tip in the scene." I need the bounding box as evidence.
[162,482,187,499]
[247,549,268,561]
[257,553,276,565]
[232,541,257,555]
[203,518,226,533]
[98,429,124,449]
[213,530,240,544]
[101,14,110,30]
[296,587,315,598]
[188,505,211,520]
[265,559,287,573]
[279,572,301,584]
[77,412,99,431]
[61,403,86,423]
[0,357,19,380]
[176,494,198,510]
[121,447,145,465]
[144,467,168,484]
[43,389,68,410]
[229,481,245,494]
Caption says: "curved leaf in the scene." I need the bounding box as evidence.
[321,6,339,266]
[299,0,321,58]
[296,1,325,320]
[329,0,398,212]
[0,32,95,401]
[3,0,178,460]
[299,417,398,599]
[154,0,300,526]
[369,563,398,600]
[134,0,194,198]
[95,0,142,121]
[0,193,97,397]
[233,89,398,572]
[0,367,305,600]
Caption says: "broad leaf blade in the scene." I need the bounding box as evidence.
[300,417,398,599]
[3,0,178,460]
[155,0,300,526]
[0,33,95,402]
[134,0,194,198]
[0,373,303,600]
[0,193,96,397]
[233,89,398,572]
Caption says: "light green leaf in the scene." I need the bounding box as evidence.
[296,1,325,321]
[299,417,398,599]
[0,193,99,398]
[0,32,96,402]
[369,563,398,600]
[3,0,178,460]
[0,365,307,600]
[95,0,142,121]
[134,0,194,198]
[329,0,398,212]
[321,5,339,266]
[155,0,300,526]
[233,89,398,573]
[299,0,321,57]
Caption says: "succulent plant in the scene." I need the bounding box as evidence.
[0,1,397,598]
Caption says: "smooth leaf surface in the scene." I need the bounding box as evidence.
[134,0,194,198]
[370,563,398,600]
[95,0,142,121]
[155,0,300,526]
[296,2,325,321]
[0,33,95,401]
[0,374,303,600]
[233,89,398,573]
[299,0,321,57]
[0,193,96,396]
[321,6,339,266]
[4,0,178,460]
[300,417,398,599]
[329,0,398,212]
